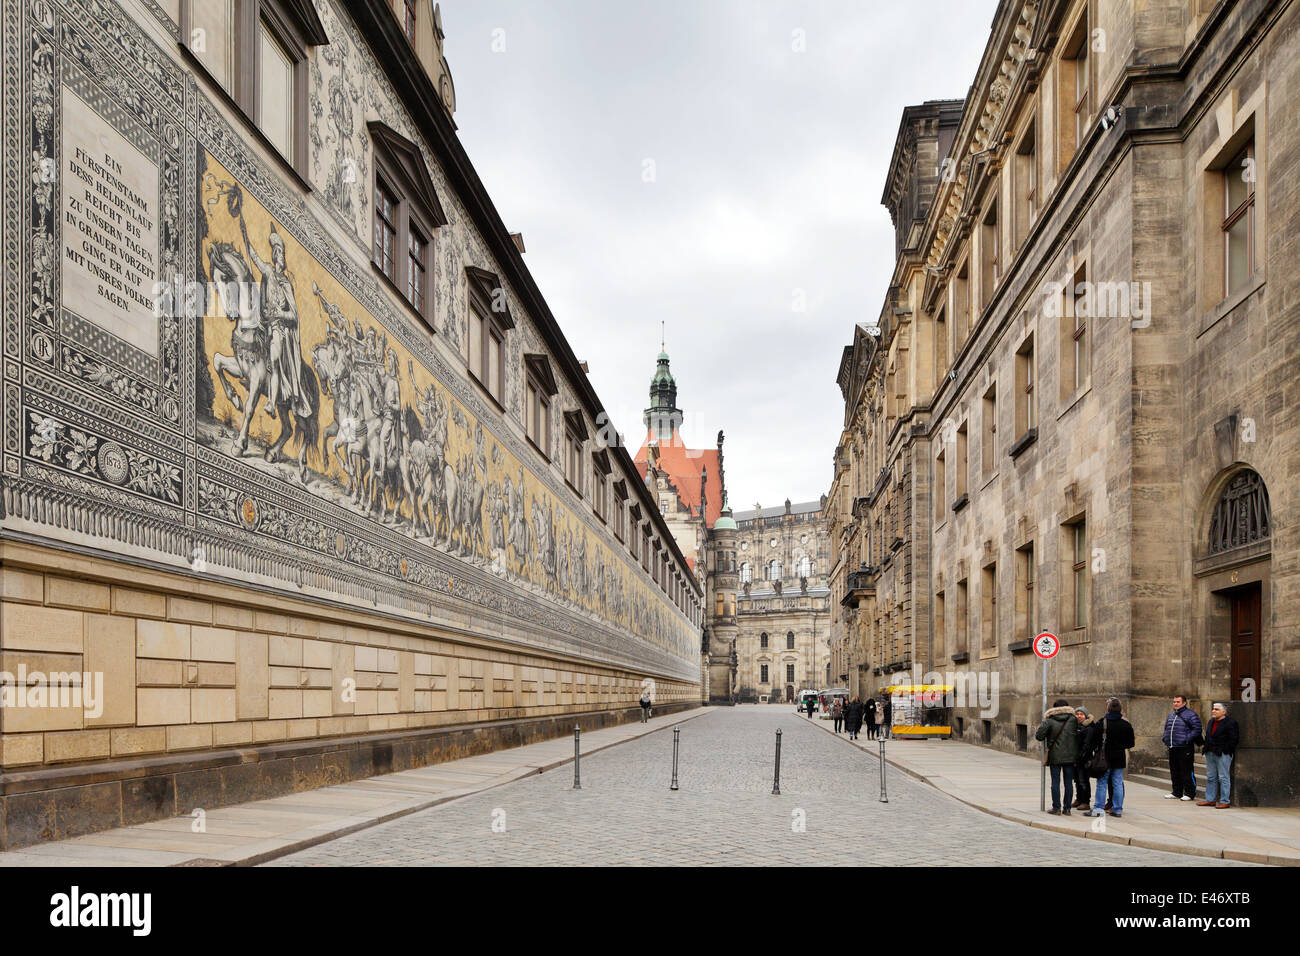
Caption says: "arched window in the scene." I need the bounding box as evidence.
[760,632,768,649]
[769,559,781,580]
[740,562,752,583]
[786,631,795,650]
[1209,469,1271,555]
[797,555,811,578]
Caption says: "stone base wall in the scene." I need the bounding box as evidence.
[0,540,699,846]
[949,695,1298,807]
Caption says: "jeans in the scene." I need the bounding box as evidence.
[1205,751,1233,804]
[1094,768,1126,813]
[833,715,843,732]
[1049,764,1075,810]
[1168,744,1197,798]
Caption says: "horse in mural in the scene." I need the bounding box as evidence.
[208,241,319,482]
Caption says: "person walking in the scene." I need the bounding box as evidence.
[1073,706,1100,810]
[831,696,844,734]
[1161,694,1203,801]
[1198,702,1240,809]
[1034,698,1080,815]
[638,690,652,724]
[845,696,864,740]
[805,694,816,719]
[881,696,893,740]
[865,697,878,741]
[1084,697,1136,818]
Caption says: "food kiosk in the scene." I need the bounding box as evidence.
[882,684,953,739]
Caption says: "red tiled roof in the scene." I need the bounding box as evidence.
[633,428,722,528]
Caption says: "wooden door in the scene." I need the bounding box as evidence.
[1230,584,1261,700]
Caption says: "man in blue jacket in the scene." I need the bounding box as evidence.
[1161,694,1203,801]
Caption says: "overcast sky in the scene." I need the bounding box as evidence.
[443,0,995,511]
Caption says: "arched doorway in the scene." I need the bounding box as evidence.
[785,684,794,702]
[1202,467,1271,700]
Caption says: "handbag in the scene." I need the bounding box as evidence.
[1086,723,1109,778]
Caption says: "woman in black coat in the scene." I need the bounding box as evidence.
[864,697,878,740]
[881,697,893,739]
[844,697,865,740]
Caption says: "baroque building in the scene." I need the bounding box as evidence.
[632,351,830,704]
[0,0,704,848]
[829,0,1298,805]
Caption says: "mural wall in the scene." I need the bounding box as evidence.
[3,0,699,683]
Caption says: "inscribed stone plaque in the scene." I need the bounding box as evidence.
[60,85,160,356]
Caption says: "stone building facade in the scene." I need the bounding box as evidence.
[0,0,703,848]
[829,0,1298,804]
[632,353,830,704]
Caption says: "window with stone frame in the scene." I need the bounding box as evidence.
[1208,469,1271,555]
[612,480,628,542]
[1015,541,1035,642]
[591,448,611,523]
[1223,141,1256,297]
[760,632,768,649]
[401,0,417,45]
[934,590,946,661]
[369,122,447,325]
[786,663,795,684]
[980,199,1000,311]
[982,381,997,479]
[1014,116,1038,250]
[935,304,949,376]
[953,256,971,347]
[1058,9,1092,168]
[465,268,513,406]
[761,664,769,684]
[1059,260,1089,400]
[523,354,557,459]
[981,561,998,656]
[563,410,587,496]
[1064,515,1088,631]
[786,631,795,651]
[956,578,969,657]
[955,421,968,501]
[934,447,946,522]
[1014,333,1036,437]
[181,0,326,175]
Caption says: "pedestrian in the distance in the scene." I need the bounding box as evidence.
[805,694,816,719]
[831,696,844,734]
[1084,697,1135,818]
[1161,693,1203,801]
[881,696,893,739]
[1073,706,1100,810]
[845,696,864,740]
[865,697,878,740]
[1034,698,1080,815]
[1199,702,1239,809]
[639,690,652,724]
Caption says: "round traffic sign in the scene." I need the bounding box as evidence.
[1033,631,1060,660]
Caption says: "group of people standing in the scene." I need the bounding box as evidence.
[1035,694,1241,818]
[828,695,892,741]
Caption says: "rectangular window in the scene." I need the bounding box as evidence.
[1061,262,1089,399]
[980,201,999,311]
[981,562,998,656]
[1015,541,1035,642]
[956,421,968,499]
[258,20,295,160]
[613,487,627,541]
[1015,334,1036,436]
[761,664,769,684]
[373,181,398,280]
[1224,142,1255,297]
[565,429,583,494]
[402,0,417,45]
[1059,14,1091,165]
[1014,118,1037,248]
[935,306,949,375]
[982,381,997,479]
[934,448,946,522]
[954,258,971,345]
[189,0,235,92]
[407,227,427,312]
[956,578,969,656]
[934,590,946,662]
[1066,517,1088,630]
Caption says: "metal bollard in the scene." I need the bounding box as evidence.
[572,724,582,790]
[670,726,680,791]
[878,737,889,803]
[772,728,783,796]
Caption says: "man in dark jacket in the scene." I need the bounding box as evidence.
[844,697,864,740]
[805,694,816,719]
[881,696,893,739]
[1084,697,1136,818]
[1034,699,1080,814]
[1161,694,1203,801]
[865,698,878,740]
[1073,707,1101,810]
[1198,702,1240,809]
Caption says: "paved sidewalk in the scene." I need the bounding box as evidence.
[812,719,1300,866]
[0,708,705,867]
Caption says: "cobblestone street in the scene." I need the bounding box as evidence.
[268,707,1250,866]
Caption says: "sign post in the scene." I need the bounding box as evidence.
[1033,632,1061,812]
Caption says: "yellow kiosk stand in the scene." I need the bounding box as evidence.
[883,684,953,739]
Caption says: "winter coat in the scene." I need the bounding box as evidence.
[1162,706,1203,749]
[844,701,864,733]
[1034,706,1080,765]
[639,695,651,709]
[1202,715,1240,756]
[831,700,843,718]
[865,699,878,726]
[1074,715,1101,766]
[1098,713,1136,769]
[882,700,893,723]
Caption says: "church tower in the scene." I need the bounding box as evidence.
[643,350,683,444]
